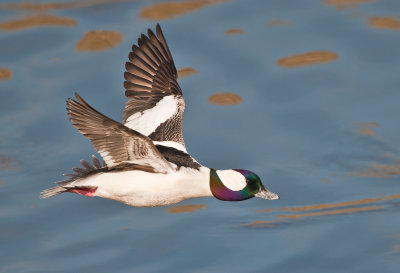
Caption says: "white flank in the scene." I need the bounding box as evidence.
[124,95,178,136]
[70,166,212,207]
[153,141,187,153]
[216,170,246,191]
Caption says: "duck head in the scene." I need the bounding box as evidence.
[210,168,279,201]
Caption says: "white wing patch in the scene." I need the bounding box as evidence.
[124,95,178,136]
[216,170,247,191]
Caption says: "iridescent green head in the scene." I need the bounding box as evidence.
[209,168,279,201]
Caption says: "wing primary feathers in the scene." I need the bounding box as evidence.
[124,72,153,86]
[124,81,152,92]
[147,29,168,63]
[125,62,155,79]
[156,24,174,62]
[139,34,163,65]
[66,92,173,172]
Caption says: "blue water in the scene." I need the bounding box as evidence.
[1,0,400,272]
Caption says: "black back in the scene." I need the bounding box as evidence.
[155,145,201,170]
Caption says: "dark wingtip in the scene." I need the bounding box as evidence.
[139,34,147,46]
[155,24,163,39]
[123,71,130,81]
[65,92,82,106]
[74,92,83,102]
[123,81,130,90]
[66,97,74,105]
[71,92,92,109]
[147,27,156,39]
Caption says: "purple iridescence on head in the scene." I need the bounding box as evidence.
[209,169,258,201]
[233,169,251,177]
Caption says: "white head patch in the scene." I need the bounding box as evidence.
[216,170,247,191]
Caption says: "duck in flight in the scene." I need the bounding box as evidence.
[40,24,279,207]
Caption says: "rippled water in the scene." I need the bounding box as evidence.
[1,0,400,272]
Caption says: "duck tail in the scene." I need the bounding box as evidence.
[40,155,106,199]
[40,185,67,198]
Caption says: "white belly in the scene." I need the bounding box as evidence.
[72,167,212,207]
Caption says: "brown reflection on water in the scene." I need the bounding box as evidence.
[368,16,400,30]
[257,193,400,213]
[139,0,227,21]
[249,206,383,228]
[248,193,400,228]
[223,28,246,35]
[322,0,377,10]
[0,153,20,171]
[208,93,243,105]
[75,30,123,52]
[276,51,338,68]
[267,19,290,27]
[0,68,12,81]
[0,14,77,31]
[355,121,379,136]
[278,206,383,219]
[345,147,400,178]
[349,162,400,178]
[382,153,399,159]
[250,219,281,227]
[177,67,198,79]
[0,0,138,11]
[357,129,375,136]
[166,204,207,214]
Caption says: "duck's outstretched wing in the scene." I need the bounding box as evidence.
[67,93,174,173]
[123,24,186,151]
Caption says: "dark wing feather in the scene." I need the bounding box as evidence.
[67,93,173,172]
[123,24,186,147]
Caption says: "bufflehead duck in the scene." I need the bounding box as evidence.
[40,25,279,207]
